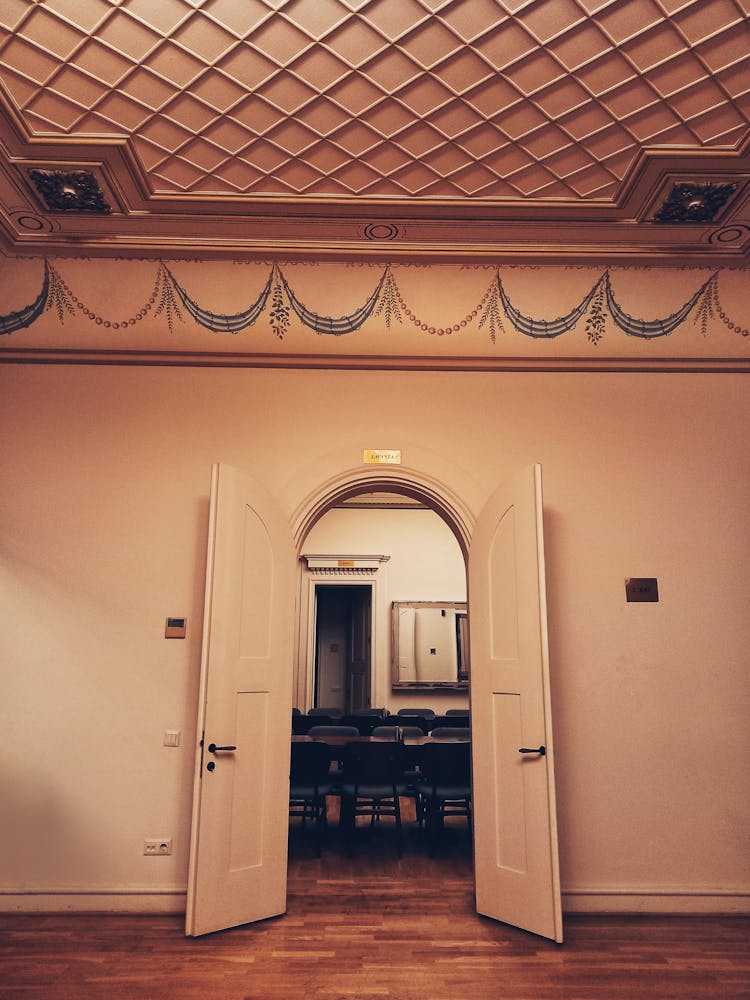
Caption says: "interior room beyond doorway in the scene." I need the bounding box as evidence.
[302,491,470,716]
[293,489,473,872]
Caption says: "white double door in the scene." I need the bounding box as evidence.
[186,463,562,943]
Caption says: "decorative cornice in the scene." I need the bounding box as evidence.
[303,554,390,575]
[0,90,748,264]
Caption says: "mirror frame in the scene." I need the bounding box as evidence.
[391,600,469,690]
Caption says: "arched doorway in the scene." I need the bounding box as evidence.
[292,467,474,721]
[290,466,474,558]
[293,481,472,869]
[297,487,469,714]
[186,463,561,941]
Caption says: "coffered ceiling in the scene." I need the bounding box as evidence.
[0,0,748,262]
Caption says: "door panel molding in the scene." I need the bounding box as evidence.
[470,464,563,942]
[186,465,296,937]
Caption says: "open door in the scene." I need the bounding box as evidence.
[469,464,563,942]
[347,586,372,712]
[186,464,296,937]
[313,585,372,713]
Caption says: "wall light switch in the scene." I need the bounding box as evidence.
[164,730,180,747]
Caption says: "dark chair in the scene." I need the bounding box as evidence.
[396,707,436,720]
[381,713,430,733]
[292,707,302,715]
[307,725,360,738]
[289,741,335,855]
[432,714,472,729]
[293,714,333,735]
[430,726,471,739]
[340,740,409,856]
[308,706,345,719]
[341,713,383,735]
[371,725,425,740]
[371,725,424,818]
[418,740,472,855]
[444,709,470,718]
[306,725,360,788]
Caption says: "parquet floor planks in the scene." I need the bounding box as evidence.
[1,813,748,1000]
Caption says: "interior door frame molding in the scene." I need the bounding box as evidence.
[292,463,477,715]
[291,465,475,559]
[292,465,475,713]
[187,457,561,939]
[297,572,382,712]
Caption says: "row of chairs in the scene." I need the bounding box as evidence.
[302,706,470,721]
[289,738,471,857]
[306,723,470,740]
[292,707,470,736]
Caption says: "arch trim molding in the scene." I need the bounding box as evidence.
[290,465,475,558]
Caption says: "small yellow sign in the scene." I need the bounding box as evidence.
[363,449,402,465]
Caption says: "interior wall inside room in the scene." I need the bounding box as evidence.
[1,363,748,915]
[302,505,468,713]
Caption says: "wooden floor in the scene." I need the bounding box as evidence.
[2,815,748,999]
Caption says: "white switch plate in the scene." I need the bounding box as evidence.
[164,730,180,747]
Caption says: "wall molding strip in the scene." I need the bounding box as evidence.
[1,348,749,374]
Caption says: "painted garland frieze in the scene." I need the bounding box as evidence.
[0,262,747,343]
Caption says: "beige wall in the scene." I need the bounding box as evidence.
[1,363,748,913]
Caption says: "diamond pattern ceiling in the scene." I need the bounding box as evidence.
[0,0,748,261]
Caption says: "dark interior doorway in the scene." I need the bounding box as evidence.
[314,584,372,714]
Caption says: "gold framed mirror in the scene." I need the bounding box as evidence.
[391,601,469,690]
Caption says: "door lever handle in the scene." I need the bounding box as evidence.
[208,743,237,753]
[518,745,546,756]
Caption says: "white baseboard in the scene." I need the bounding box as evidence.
[563,887,750,915]
[0,887,187,914]
[2,886,749,916]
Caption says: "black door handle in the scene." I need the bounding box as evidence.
[208,743,237,753]
[518,745,546,756]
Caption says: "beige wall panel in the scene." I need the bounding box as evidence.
[0,363,748,909]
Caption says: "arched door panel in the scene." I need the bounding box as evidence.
[469,464,562,942]
[186,465,296,937]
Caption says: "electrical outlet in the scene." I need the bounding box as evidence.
[143,837,172,856]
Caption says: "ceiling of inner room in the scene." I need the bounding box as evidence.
[0,0,748,263]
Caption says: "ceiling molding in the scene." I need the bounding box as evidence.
[1,99,749,265]
[0,3,748,265]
